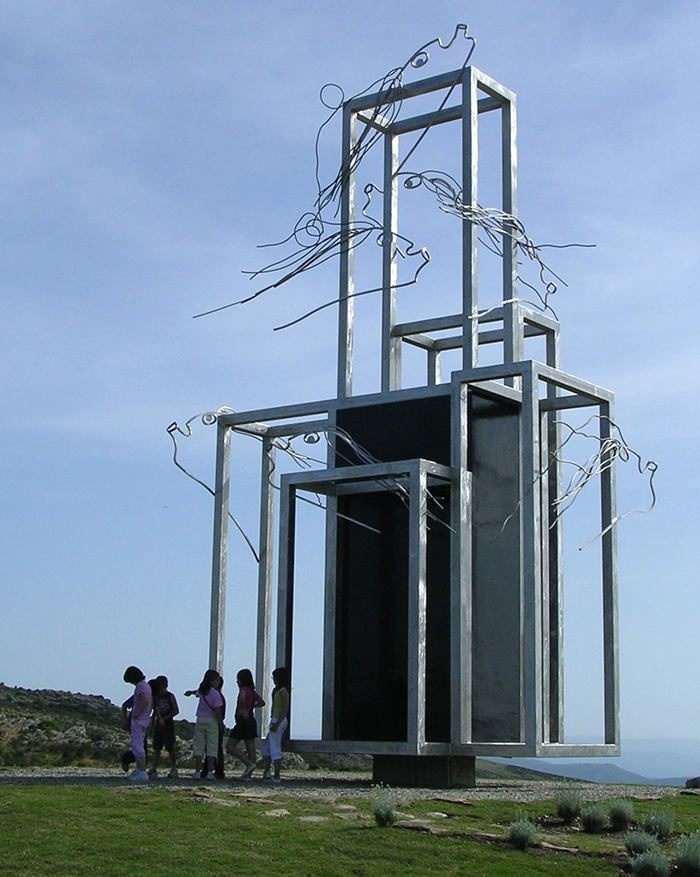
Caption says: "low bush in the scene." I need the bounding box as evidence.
[624,831,660,858]
[643,808,675,842]
[508,817,537,850]
[370,786,396,827]
[629,848,671,877]
[580,804,607,833]
[609,798,634,832]
[555,789,582,824]
[676,833,700,877]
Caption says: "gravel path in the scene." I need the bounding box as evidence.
[0,767,685,804]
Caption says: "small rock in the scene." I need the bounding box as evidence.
[298,816,329,823]
[333,803,357,811]
[425,811,450,819]
[263,808,290,818]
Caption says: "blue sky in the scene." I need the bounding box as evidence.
[2,1,699,745]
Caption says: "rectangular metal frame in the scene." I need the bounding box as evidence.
[209,360,619,758]
[338,66,527,398]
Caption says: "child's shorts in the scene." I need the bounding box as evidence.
[261,717,288,762]
[130,720,149,761]
[193,716,220,758]
[153,721,176,752]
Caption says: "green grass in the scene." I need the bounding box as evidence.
[0,786,623,877]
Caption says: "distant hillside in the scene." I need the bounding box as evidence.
[0,683,194,767]
[0,683,582,781]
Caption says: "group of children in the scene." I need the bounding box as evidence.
[121,664,289,784]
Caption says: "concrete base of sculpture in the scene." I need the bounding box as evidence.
[372,754,476,788]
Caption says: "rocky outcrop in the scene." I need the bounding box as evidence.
[0,683,194,767]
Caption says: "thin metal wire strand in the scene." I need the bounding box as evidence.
[166,411,260,563]
[492,414,657,549]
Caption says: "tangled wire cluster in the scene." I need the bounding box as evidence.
[193,24,589,329]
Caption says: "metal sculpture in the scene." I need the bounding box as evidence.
[195,30,633,787]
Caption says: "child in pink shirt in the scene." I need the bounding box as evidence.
[123,666,152,782]
[185,669,224,779]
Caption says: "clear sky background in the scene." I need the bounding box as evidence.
[2,1,698,745]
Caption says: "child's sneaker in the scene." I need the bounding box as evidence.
[128,769,149,782]
[167,768,179,779]
[191,770,201,779]
[262,772,272,781]
[270,777,281,784]
[147,768,158,779]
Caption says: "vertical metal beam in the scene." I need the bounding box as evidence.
[381,132,401,392]
[545,328,564,742]
[461,70,479,370]
[322,410,339,739]
[407,461,428,750]
[337,105,356,400]
[427,348,441,386]
[600,401,620,745]
[209,423,231,673]
[255,437,275,732]
[501,94,522,382]
[276,483,296,676]
[450,381,471,742]
[539,406,551,745]
[521,364,543,747]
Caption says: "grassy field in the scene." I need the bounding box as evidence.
[3,785,699,877]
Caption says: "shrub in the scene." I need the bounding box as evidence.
[555,789,582,824]
[629,848,670,877]
[581,804,607,833]
[609,798,634,832]
[626,831,661,857]
[643,808,675,842]
[509,817,537,850]
[371,786,396,827]
[676,833,700,877]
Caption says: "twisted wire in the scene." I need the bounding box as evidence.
[166,409,260,562]
[494,414,657,549]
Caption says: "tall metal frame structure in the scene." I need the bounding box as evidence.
[207,65,619,783]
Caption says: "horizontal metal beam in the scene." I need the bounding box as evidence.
[356,110,393,133]
[219,399,334,427]
[266,419,330,438]
[536,362,614,403]
[347,67,469,112]
[282,459,451,491]
[539,394,600,412]
[402,332,436,350]
[393,313,463,336]
[391,96,500,135]
[472,66,516,104]
[521,307,560,334]
[537,743,620,758]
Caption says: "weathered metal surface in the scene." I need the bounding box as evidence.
[208,421,231,672]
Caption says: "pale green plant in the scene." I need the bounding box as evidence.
[555,789,582,824]
[629,848,670,877]
[609,798,634,832]
[642,808,675,842]
[625,831,660,858]
[508,817,537,850]
[370,785,397,827]
[675,833,700,877]
[580,803,607,834]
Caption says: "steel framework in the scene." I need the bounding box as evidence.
[207,64,619,762]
